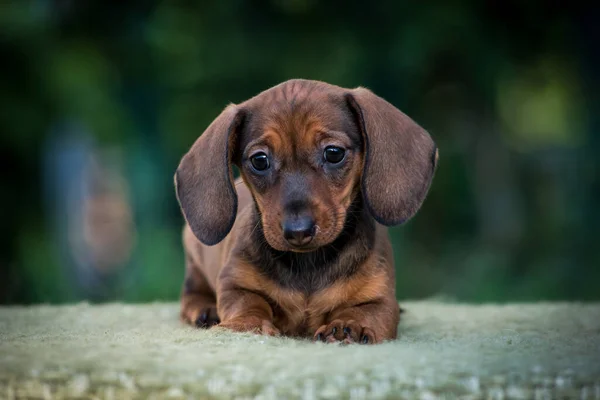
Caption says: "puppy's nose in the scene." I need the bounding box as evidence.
[282,216,316,247]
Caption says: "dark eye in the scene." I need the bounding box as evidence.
[250,152,270,171]
[324,146,346,164]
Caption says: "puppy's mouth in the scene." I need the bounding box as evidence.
[281,232,319,253]
[285,241,320,253]
[270,219,344,253]
[284,225,339,253]
[259,206,350,252]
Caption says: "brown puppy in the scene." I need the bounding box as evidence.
[175,79,438,344]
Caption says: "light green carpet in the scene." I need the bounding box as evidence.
[1,302,599,399]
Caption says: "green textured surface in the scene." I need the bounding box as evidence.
[1,302,599,399]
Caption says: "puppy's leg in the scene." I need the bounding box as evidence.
[314,297,399,344]
[216,287,280,336]
[180,257,220,328]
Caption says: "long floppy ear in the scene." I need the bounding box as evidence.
[345,88,438,226]
[174,105,245,245]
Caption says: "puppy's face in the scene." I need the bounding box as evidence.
[238,95,364,252]
[175,79,438,249]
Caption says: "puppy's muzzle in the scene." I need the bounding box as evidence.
[282,215,316,247]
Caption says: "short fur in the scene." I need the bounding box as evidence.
[175,79,438,343]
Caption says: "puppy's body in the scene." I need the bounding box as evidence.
[183,180,397,339]
[176,79,437,344]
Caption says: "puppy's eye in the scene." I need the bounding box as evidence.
[250,152,270,171]
[324,146,346,164]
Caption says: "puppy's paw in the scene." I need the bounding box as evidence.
[313,319,376,344]
[218,317,281,336]
[181,304,220,328]
[193,306,220,328]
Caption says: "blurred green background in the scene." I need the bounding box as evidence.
[1,1,598,304]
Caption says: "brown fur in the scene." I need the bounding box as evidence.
[175,79,438,344]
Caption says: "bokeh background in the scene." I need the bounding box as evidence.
[1,1,598,305]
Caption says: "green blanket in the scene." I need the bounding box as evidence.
[1,302,599,399]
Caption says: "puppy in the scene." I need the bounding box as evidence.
[175,79,438,344]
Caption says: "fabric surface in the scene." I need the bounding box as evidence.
[1,301,599,399]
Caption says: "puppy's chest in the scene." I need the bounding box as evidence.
[268,283,360,335]
[262,265,387,335]
[270,292,330,335]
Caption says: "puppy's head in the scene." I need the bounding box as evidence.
[175,79,438,251]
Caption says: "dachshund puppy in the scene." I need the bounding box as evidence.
[175,79,437,344]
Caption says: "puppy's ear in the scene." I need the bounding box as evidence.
[346,88,438,226]
[175,105,245,245]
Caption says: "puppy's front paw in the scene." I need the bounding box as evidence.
[181,304,220,328]
[313,319,376,344]
[218,317,281,336]
[193,306,220,328]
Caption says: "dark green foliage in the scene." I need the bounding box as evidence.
[0,1,598,303]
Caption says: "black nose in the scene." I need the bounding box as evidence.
[282,215,316,247]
